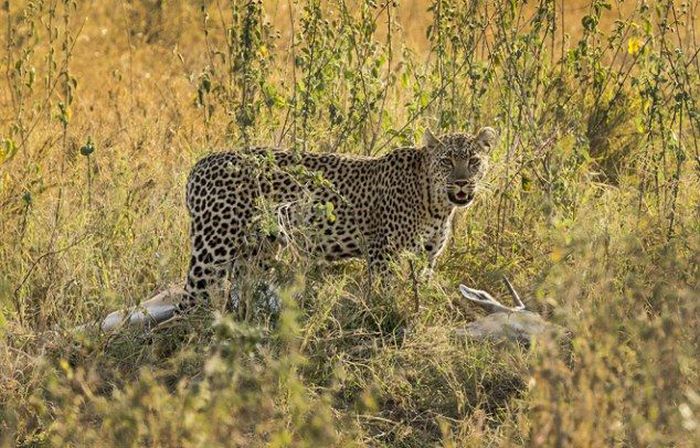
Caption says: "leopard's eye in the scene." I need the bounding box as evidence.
[442,158,454,168]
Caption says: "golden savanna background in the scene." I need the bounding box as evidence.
[1,1,699,446]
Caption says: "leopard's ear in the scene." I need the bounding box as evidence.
[475,127,498,153]
[422,128,442,147]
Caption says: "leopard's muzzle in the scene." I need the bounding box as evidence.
[446,180,476,206]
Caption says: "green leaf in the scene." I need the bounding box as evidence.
[324,201,336,224]
[0,137,18,164]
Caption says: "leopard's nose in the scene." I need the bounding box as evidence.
[453,180,470,188]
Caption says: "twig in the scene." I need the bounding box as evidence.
[13,233,91,325]
[409,259,419,313]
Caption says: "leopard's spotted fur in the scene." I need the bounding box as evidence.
[181,127,497,310]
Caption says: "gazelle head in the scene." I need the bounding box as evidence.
[459,276,526,314]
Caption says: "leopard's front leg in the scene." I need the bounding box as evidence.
[364,232,395,291]
[422,212,455,281]
[367,246,390,282]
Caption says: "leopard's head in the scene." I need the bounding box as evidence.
[423,127,497,207]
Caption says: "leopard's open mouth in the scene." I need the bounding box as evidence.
[448,190,475,206]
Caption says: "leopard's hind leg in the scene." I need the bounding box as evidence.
[179,214,241,313]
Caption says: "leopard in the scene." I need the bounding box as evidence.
[179,127,498,312]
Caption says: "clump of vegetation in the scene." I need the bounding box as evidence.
[1,1,698,446]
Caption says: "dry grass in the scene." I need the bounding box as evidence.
[1,1,699,446]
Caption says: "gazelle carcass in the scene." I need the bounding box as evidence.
[85,277,568,347]
[456,277,569,346]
